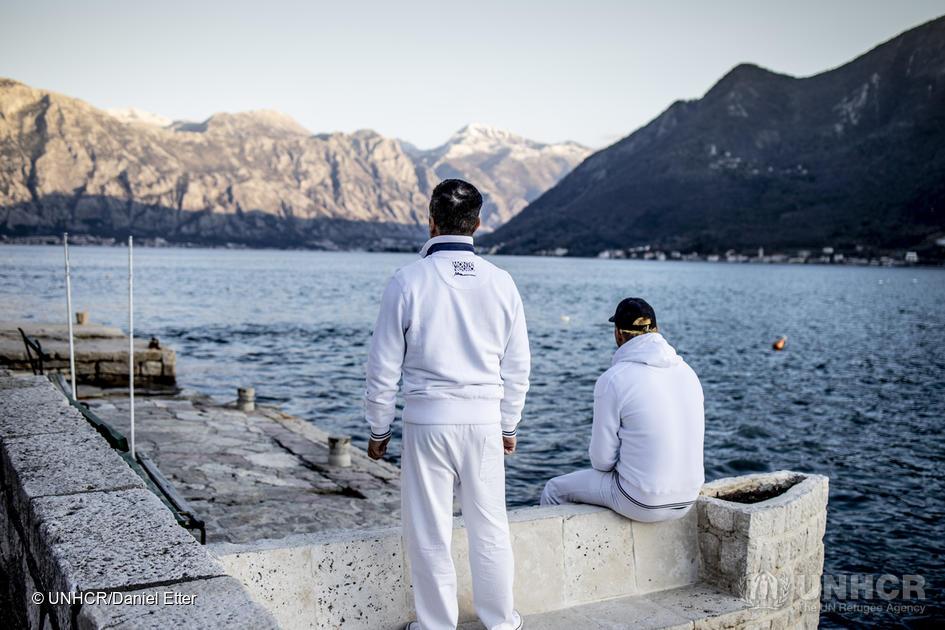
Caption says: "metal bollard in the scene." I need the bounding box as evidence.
[328,435,352,467]
[237,387,255,412]
[76,311,89,325]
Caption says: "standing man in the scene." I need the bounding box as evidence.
[540,298,704,522]
[365,179,530,630]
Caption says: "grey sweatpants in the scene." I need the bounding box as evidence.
[540,468,693,523]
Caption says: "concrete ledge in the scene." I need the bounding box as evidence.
[216,471,828,630]
[2,430,146,519]
[214,504,700,630]
[457,583,754,630]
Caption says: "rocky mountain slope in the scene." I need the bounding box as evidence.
[484,16,945,258]
[407,123,590,230]
[0,82,586,248]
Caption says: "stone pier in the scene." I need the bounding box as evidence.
[85,392,400,544]
[0,321,176,390]
[1,369,829,629]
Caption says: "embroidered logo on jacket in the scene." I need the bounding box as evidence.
[452,260,476,276]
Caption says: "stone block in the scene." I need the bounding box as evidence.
[27,489,224,629]
[140,360,164,376]
[212,542,316,630]
[96,361,128,376]
[508,509,566,614]
[700,529,721,570]
[76,576,278,630]
[439,508,568,620]
[2,430,144,518]
[0,375,48,390]
[748,539,780,574]
[793,547,825,598]
[720,536,748,578]
[633,508,700,593]
[0,497,42,630]
[0,400,88,441]
[561,507,636,604]
[747,502,787,539]
[648,583,755,628]
[223,527,409,630]
[569,594,693,630]
[309,529,409,629]
[0,378,69,411]
[705,501,735,533]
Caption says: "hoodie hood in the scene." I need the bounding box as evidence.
[612,332,681,368]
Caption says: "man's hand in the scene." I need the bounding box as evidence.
[503,435,517,455]
[368,436,391,460]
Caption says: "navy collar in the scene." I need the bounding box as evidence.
[419,235,475,258]
[425,242,475,257]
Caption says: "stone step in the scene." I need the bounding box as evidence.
[457,584,752,630]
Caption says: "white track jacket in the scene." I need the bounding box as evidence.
[590,333,705,507]
[365,235,530,440]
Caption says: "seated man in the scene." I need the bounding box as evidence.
[540,297,704,522]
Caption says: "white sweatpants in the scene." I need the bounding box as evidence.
[401,422,519,630]
[540,468,693,523]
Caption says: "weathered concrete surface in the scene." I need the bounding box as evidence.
[87,393,401,543]
[2,429,146,518]
[32,489,225,588]
[216,472,828,630]
[77,575,279,630]
[0,374,277,629]
[459,585,742,630]
[0,321,176,388]
[215,505,708,630]
[632,510,700,593]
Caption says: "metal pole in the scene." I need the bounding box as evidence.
[63,233,77,399]
[128,235,135,459]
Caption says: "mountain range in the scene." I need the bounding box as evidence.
[0,81,589,249]
[484,15,945,259]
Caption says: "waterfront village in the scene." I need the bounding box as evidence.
[592,244,931,266]
[3,233,941,266]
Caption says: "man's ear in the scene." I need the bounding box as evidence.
[615,328,629,347]
[429,216,437,237]
[474,217,481,234]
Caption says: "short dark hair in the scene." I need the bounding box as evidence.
[429,179,482,235]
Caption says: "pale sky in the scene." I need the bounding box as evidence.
[2,1,943,148]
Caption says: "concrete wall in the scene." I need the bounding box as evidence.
[0,373,273,629]
[213,471,828,630]
[213,505,700,630]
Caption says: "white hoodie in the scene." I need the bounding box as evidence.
[589,333,705,507]
[365,235,531,440]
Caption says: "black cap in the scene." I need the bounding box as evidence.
[608,297,658,333]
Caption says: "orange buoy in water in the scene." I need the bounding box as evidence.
[772,336,787,351]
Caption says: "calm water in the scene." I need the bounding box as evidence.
[1,245,943,627]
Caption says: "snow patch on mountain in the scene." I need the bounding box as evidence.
[106,107,172,128]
